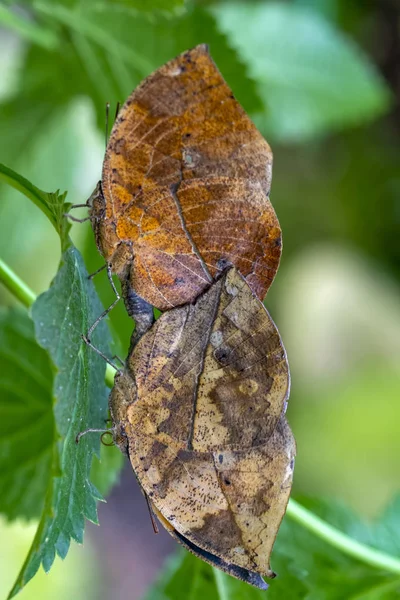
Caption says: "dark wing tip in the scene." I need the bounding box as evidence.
[172,528,269,590]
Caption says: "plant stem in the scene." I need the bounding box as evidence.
[286,499,400,574]
[2,257,400,577]
[0,162,58,233]
[0,259,36,308]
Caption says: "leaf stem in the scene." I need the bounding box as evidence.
[0,259,36,308]
[286,499,400,574]
[0,162,58,232]
[2,257,400,577]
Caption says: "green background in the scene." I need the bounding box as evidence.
[0,0,399,598]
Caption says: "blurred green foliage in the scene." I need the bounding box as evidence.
[0,0,399,598]
[213,2,390,141]
[148,496,400,599]
[0,517,98,600]
[0,307,53,521]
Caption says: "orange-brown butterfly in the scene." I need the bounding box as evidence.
[86,44,281,342]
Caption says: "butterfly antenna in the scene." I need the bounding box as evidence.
[144,493,159,534]
[115,101,121,121]
[105,102,110,148]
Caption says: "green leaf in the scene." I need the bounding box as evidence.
[211,2,391,141]
[144,552,220,600]
[90,441,124,498]
[0,18,134,153]
[31,0,186,14]
[0,3,261,177]
[0,307,54,521]
[0,162,71,251]
[102,0,186,14]
[36,2,262,115]
[0,4,59,49]
[269,500,400,600]
[119,3,262,113]
[146,497,400,600]
[35,2,155,73]
[8,246,112,598]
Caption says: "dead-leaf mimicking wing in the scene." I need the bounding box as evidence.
[109,268,295,587]
[93,44,281,311]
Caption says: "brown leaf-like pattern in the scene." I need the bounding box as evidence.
[92,44,281,311]
[109,268,295,588]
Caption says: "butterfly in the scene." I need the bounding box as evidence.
[89,44,281,340]
[109,267,295,589]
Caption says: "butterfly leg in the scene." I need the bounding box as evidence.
[64,181,102,222]
[81,336,122,372]
[144,493,160,535]
[88,263,107,280]
[63,209,91,223]
[82,263,122,372]
[85,263,121,340]
[110,354,125,367]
